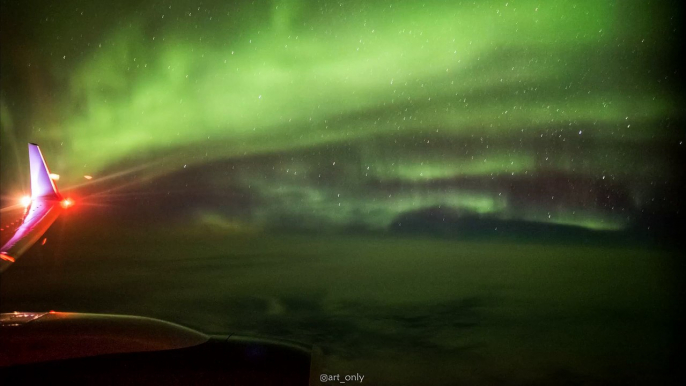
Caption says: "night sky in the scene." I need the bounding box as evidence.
[2,0,683,238]
[1,2,685,385]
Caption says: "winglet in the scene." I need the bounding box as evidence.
[28,143,62,200]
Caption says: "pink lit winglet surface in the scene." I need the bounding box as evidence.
[29,143,62,200]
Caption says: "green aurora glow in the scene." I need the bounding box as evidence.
[1,0,683,233]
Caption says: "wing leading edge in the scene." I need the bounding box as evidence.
[0,144,66,273]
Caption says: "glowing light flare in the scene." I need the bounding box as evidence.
[0,253,15,263]
[84,175,93,180]
[49,173,60,181]
[60,198,74,209]
[20,195,32,208]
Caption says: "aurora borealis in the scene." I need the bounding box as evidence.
[1,1,684,384]
[1,0,683,235]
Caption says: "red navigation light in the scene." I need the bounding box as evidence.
[60,198,74,209]
[0,253,15,262]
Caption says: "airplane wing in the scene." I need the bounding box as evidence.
[0,144,68,273]
[0,144,319,385]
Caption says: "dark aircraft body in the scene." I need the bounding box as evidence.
[1,312,313,385]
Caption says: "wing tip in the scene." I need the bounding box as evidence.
[28,143,61,200]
